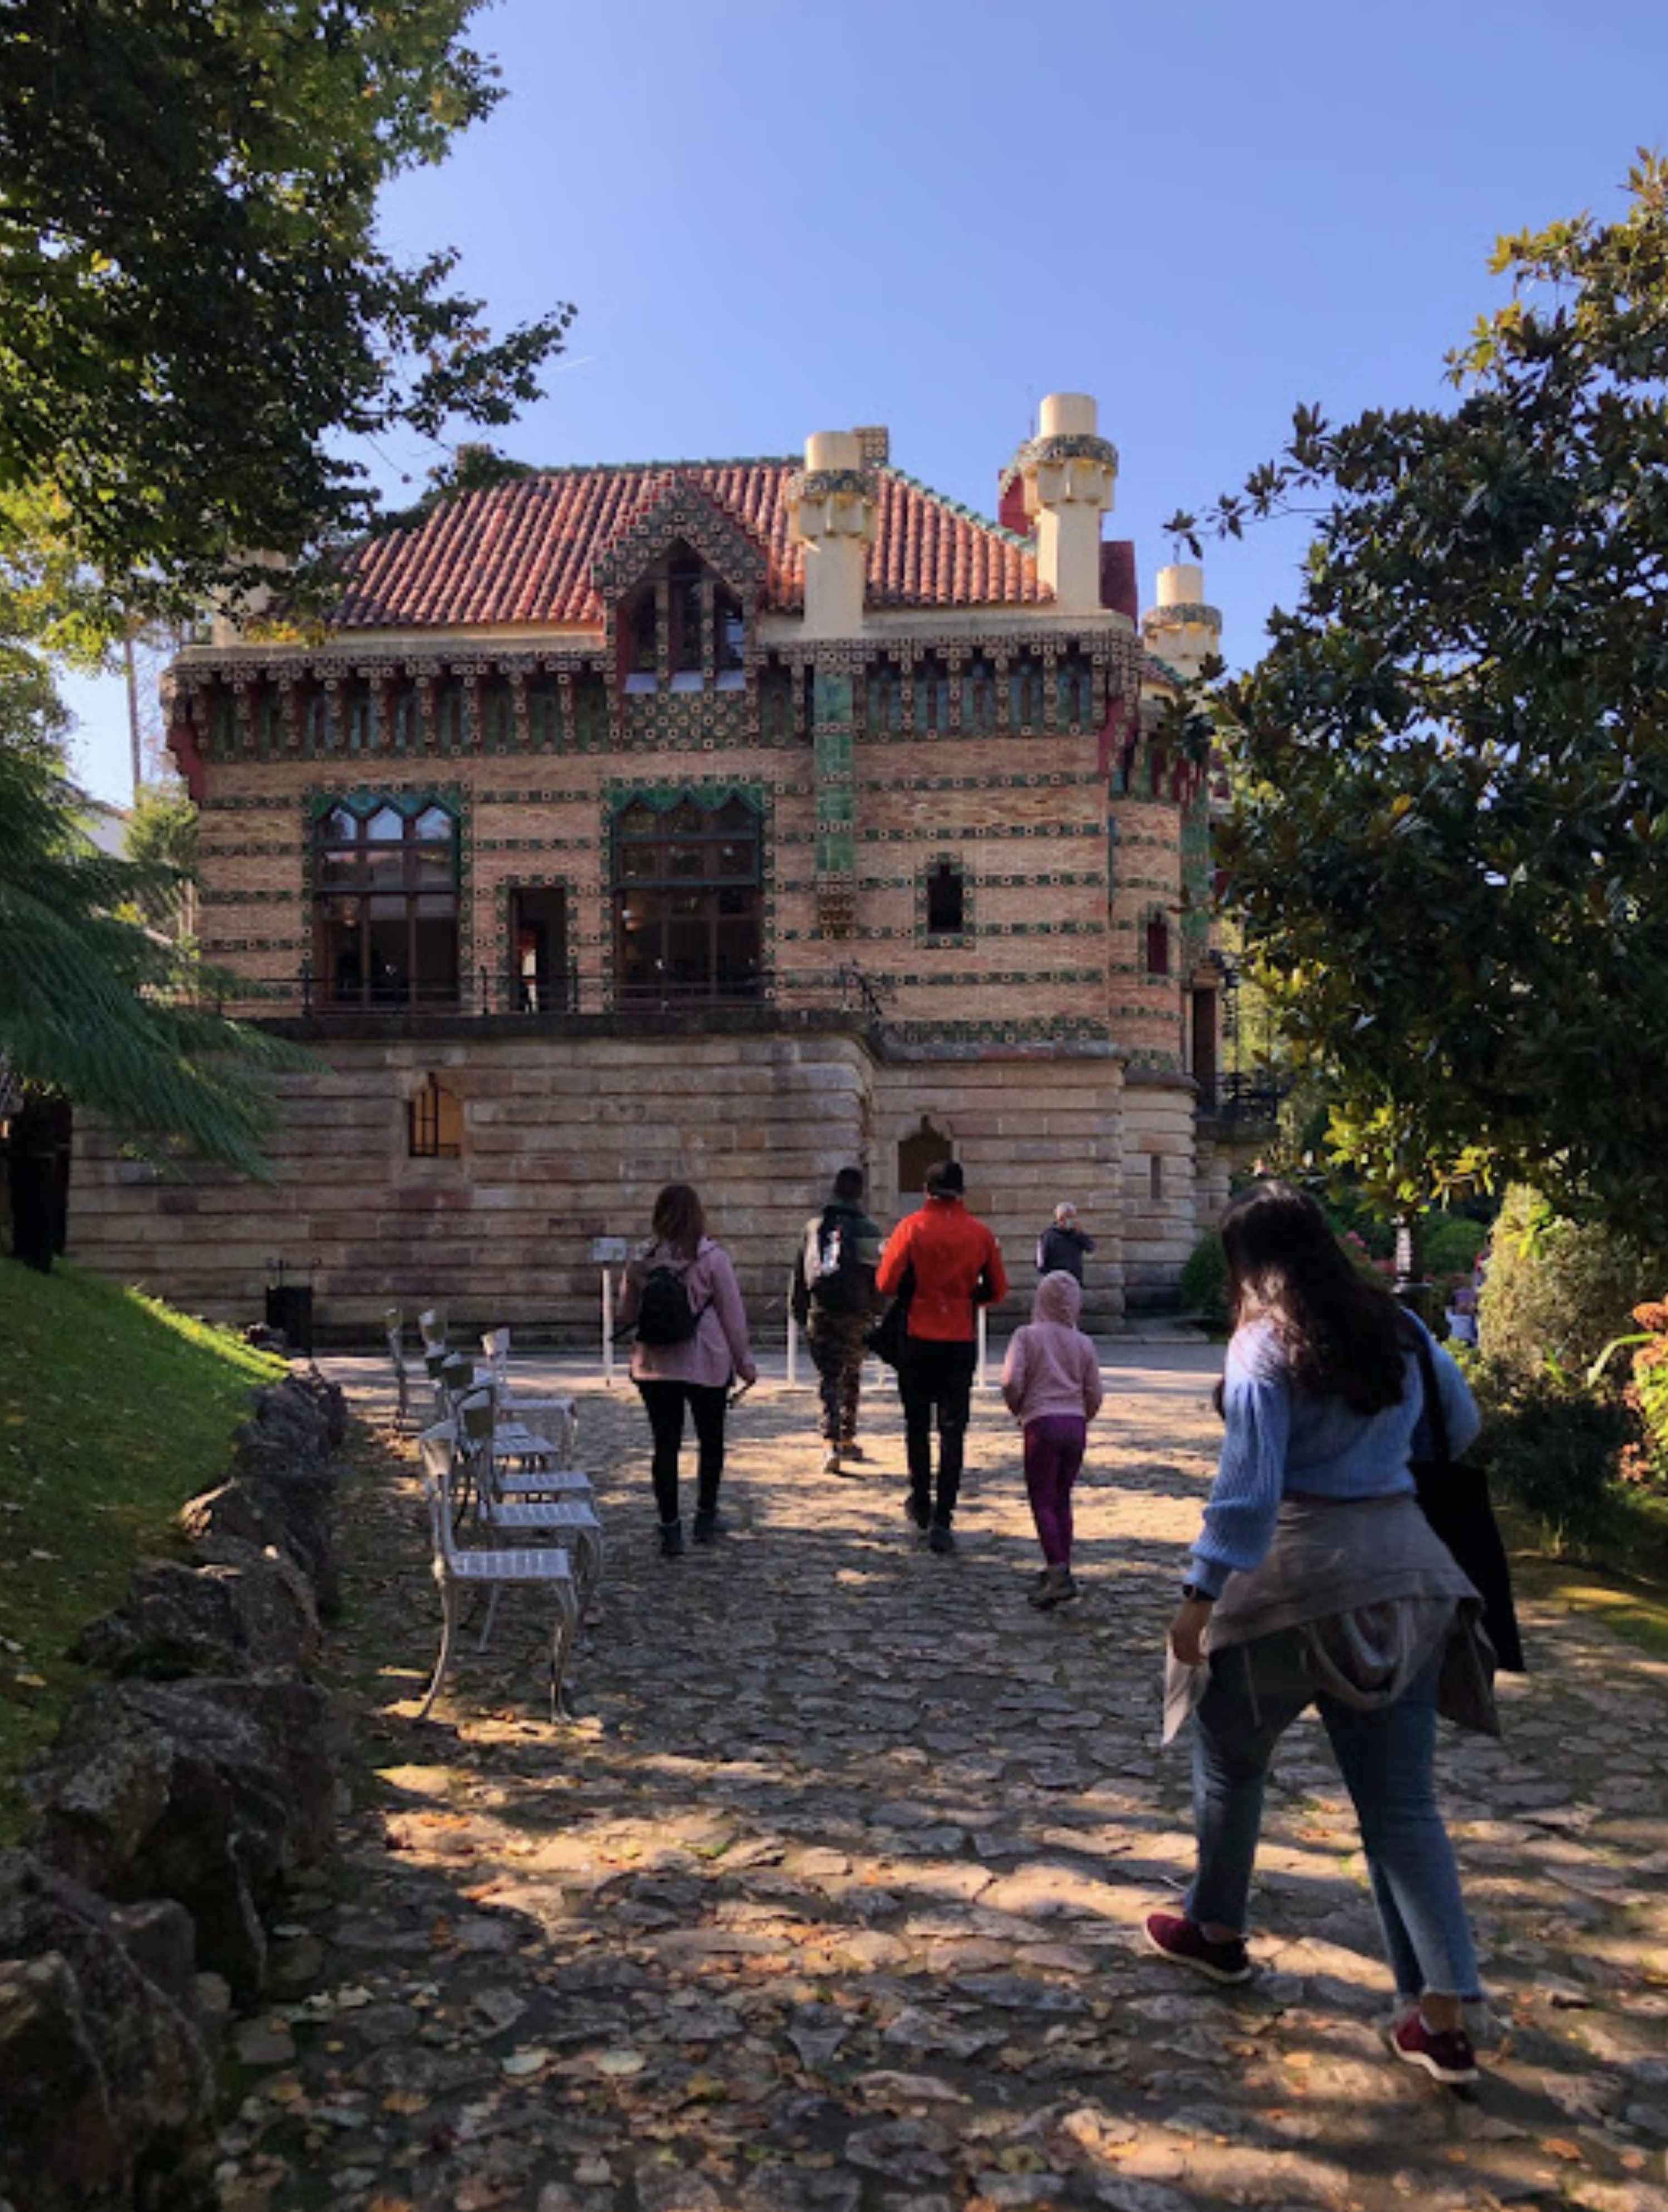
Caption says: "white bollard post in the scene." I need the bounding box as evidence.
[977,1302,989,1390]
[601,1266,614,1387]
[785,1268,798,1388]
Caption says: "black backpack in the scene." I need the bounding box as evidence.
[806,1207,868,1316]
[634,1262,705,1347]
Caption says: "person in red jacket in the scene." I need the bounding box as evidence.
[875,1158,1009,1552]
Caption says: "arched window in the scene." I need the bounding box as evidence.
[613,791,762,1004]
[210,687,238,750]
[408,1075,463,1159]
[1144,910,1171,978]
[964,657,997,735]
[925,858,966,937]
[916,655,950,734]
[865,658,903,735]
[303,687,330,751]
[1057,651,1093,729]
[1009,653,1046,730]
[314,799,458,1009]
[715,588,746,688]
[669,550,705,687]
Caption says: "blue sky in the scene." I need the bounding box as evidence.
[67,0,1668,803]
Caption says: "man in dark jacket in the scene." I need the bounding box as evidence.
[792,1166,882,1474]
[1036,1202,1094,1282]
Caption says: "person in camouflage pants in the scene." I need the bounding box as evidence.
[791,1166,882,1474]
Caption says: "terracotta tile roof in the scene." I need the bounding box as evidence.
[334,460,1047,630]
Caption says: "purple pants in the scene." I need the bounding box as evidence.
[1024,1414,1087,1567]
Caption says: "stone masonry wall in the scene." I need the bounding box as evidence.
[71,1031,872,1341]
[1118,1070,1199,1310]
[872,1054,1126,1332]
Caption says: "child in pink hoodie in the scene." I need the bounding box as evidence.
[1001,1269,1103,1608]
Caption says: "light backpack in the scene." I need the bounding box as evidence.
[804,1207,868,1315]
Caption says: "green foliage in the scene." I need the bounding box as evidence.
[1172,155,1668,1236]
[1478,1186,1667,1385]
[0,734,303,1174]
[1179,1229,1228,1330]
[123,780,199,939]
[0,1257,286,1837]
[0,1,574,631]
[1468,1361,1635,1552]
[1423,1214,1488,1278]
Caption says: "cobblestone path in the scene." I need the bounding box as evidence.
[218,1356,1668,2212]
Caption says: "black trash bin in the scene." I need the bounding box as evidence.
[265,1282,314,1356]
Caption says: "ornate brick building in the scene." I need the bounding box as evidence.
[71,393,1249,1335]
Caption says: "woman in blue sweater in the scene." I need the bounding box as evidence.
[1152,1182,1494,2086]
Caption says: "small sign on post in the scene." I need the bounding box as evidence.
[591,1237,629,1384]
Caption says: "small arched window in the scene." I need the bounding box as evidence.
[1145,910,1171,978]
[433,680,466,749]
[408,1075,463,1160]
[572,671,608,743]
[761,662,794,740]
[865,658,903,735]
[528,678,561,749]
[916,656,950,734]
[964,657,996,735]
[715,588,746,687]
[341,681,376,753]
[390,682,420,749]
[1057,651,1093,729]
[627,589,659,688]
[481,678,515,750]
[925,859,966,937]
[1010,653,1046,730]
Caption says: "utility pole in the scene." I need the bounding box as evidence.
[123,627,143,803]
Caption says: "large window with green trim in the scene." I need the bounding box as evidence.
[314,798,459,1008]
[613,792,762,1005]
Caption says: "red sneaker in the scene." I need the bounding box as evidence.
[1391,2010,1479,2085]
[1143,1911,1252,1985]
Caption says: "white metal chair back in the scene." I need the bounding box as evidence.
[481,1326,511,1387]
[419,1424,462,1565]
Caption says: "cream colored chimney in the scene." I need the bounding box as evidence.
[207,548,288,647]
[1017,393,1117,617]
[1142,561,1223,681]
[787,431,877,639]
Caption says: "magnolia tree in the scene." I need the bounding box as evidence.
[1172,156,1668,1241]
[0,1,573,1215]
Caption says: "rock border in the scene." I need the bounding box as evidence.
[1,1369,348,2212]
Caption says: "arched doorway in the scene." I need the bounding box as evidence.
[897,1114,953,1205]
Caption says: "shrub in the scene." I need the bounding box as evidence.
[1424,1214,1488,1277]
[1478,1185,1667,1384]
[1180,1229,1227,1330]
[1471,1366,1635,1551]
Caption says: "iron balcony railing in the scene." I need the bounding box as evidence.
[188,960,889,1027]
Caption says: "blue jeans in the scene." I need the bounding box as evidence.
[1187,1633,1482,2000]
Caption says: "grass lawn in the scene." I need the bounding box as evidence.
[0,1257,286,1839]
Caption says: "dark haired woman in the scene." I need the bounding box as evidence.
[1151,1181,1494,2086]
[617,1183,756,1557]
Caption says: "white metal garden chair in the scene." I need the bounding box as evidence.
[449,1397,604,1606]
[478,1327,578,1465]
[417,1425,579,1721]
[383,1307,412,1433]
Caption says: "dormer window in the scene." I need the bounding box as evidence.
[716,588,746,689]
[669,549,704,690]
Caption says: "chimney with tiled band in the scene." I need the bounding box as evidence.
[1015,393,1118,617]
[1142,561,1223,681]
[787,429,878,640]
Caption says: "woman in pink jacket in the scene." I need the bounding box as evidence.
[617,1183,757,1557]
[1001,1269,1103,1608]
